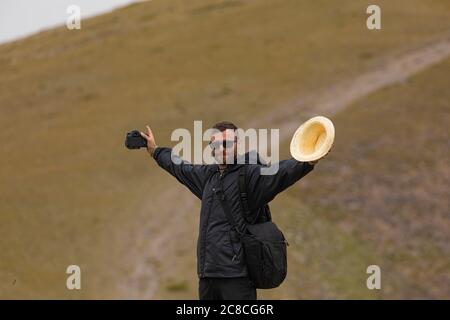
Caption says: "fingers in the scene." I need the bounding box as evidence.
[140,131,149,140]
[146,125,154,139]
[140,125,153,140]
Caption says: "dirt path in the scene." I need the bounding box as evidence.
[127,34,450,299]
[256,35,450,141]
[120,182,198,299]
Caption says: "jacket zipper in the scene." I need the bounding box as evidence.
[201,168,224,277]
[220,168,239,263]
[200,178,215,278]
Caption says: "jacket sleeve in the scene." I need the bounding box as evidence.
[152,147,209,199]
[245,159,314,209]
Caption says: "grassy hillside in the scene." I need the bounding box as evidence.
[0,0,449,298]
[268,57,450,299]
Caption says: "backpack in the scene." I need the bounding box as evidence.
[219,165,289,289]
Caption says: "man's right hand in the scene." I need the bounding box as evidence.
[140,125,158,156]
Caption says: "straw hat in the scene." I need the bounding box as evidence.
[290,116,335,162]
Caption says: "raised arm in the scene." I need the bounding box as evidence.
[141,126,209,199]
[245,159,315,210]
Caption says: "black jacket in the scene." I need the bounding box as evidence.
[152,147,314,278]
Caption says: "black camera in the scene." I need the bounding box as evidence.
[125,130,147,149]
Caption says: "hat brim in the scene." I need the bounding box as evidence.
[290,116,335,162]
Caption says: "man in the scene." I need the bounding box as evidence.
[140,121,323,300]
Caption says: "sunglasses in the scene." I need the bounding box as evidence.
[209,139,236,150]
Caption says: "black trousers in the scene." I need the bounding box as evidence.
[199,277,257,300]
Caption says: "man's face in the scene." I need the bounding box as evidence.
[210,129,237,165]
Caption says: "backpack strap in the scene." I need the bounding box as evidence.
[238,165,272,223]
[217,178,246,237]
[238,166,251,217]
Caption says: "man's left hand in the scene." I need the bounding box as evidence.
[308,149,331,165]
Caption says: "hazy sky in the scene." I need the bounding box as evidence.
[0,0,138,44]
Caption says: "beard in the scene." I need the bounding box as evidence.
[213,150,235,165]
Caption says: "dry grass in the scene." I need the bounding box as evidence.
[0,0,449,298]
